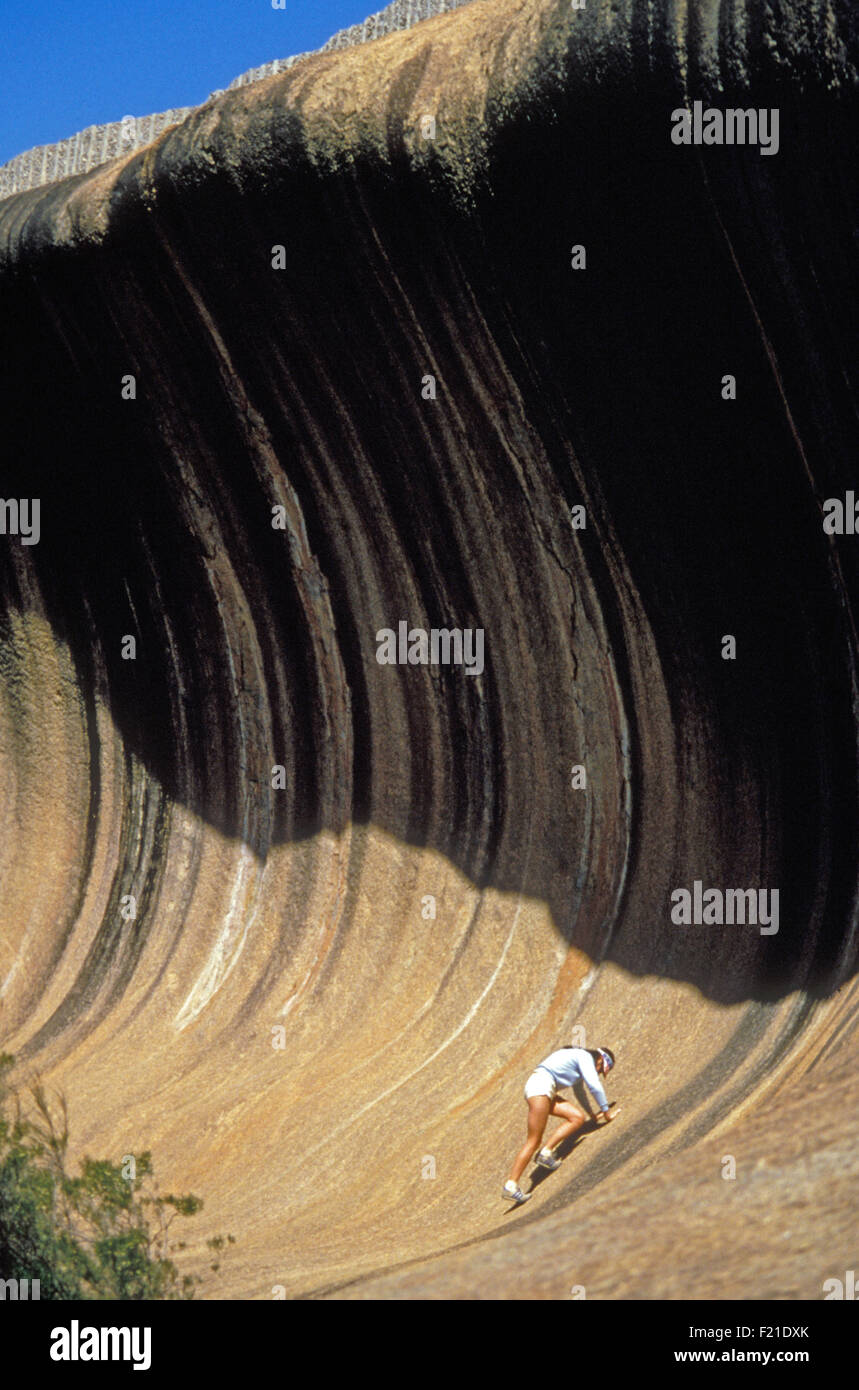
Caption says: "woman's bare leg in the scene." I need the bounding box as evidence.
[542,1098,587,1152]
[508,1096,551,1184]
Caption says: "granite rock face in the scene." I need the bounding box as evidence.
[0,0,857,1298]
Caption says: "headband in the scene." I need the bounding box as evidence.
[598,1048,614,1071]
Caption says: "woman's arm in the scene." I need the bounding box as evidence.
[578,1051,611,1115]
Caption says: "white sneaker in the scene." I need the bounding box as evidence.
[534,1148,560,1170]
[502,1180,531,1204]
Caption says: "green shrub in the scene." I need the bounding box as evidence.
[0,1053,234,1299]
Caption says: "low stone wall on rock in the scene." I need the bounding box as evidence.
[0,0,475,200]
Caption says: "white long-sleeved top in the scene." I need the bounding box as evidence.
[537,1047,609,1112]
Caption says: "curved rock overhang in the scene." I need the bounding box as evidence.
[0,0,857,1297]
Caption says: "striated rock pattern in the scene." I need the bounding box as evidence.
[0,0,476,199]
[0,0,858,1299]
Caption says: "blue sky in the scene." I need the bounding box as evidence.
[0,1,377,165]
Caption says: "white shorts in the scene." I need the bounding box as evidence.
[524,1067,557,1100]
